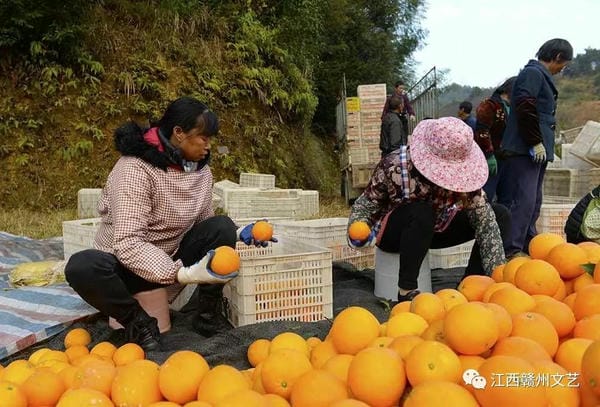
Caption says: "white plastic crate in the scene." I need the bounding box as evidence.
[223,239,333,327]
[212,193,223,209]
[239,172,276,189]
[298,190,319,218]
[357,83,387,99]
[77,188,102,219]
[543,168,600,197]
[428,240,475,269]
[226,197,301,220]
[271,218,375,269]
[62,218,101,259]
[536,203,576,237]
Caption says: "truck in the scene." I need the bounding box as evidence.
[337,67,439,204]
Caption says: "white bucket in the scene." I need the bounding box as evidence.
[374,248,432,300]
[109,287,171,333]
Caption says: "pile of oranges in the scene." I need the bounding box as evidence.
[2,231,600,406]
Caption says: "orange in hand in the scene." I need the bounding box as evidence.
[210,246,241,276]
[348,221,370,241]
[252,221,273,241]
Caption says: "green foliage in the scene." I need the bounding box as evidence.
[565,48,600,77]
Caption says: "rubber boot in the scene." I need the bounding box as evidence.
[192,284,233,337]
[123,307,161,352]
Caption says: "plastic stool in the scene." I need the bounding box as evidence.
[109,287,171,333]
[374,248,432,301]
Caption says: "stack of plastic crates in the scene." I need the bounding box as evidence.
[428,241,475,269]
[239,172,276,189]
[536,196,579,237]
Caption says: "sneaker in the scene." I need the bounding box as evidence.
[192,312,233,337]
[125,315,161,352]
[386,289,421,309]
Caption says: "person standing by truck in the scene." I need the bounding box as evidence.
[382,80,416,136]
[379,96,407,156]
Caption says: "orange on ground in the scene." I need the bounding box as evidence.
[385,312,429,338]
[528,232,565,260]
[347,347,406,407]
[532,297,576,338]
[260,349,312,399]
[409,292,445,323]
[573,271,595,292]
[269,332,309,357]
[56,388,114,407]
[581,340,600,396]
[555,338,593,373]
[390,301,411,315]
[71,358,116,397]
[502,256,529,284]
[532,360,580,407]
[0,380,27,407]
[473,355,547,406]
[289,369,349,407]
[481,282,514,302]
[404,381,479,407]
[65,345,89,363]
[322,354,354,383]
[112,342,144,366]
[457,275,496,301]
[111,360,162,407]
[21,369,66,407]
[574,314,600,340]
[481,302,513,341]
[510,312,559,357]
[491,336,552,363]
[573,284,600,320]
[2,360,36,385]
[545,243,587,279]
[491,264,505,282]
[443,302,499,355]
[514,259,561,296]
[488,286,536,315]
[329,307,380,355]
[210,246,240,276]
[159,350,210,405]
[309,340,337,368]
[404,340,462,386]
[64,328,92,349]
[248,339,271,367]
[90,342,117,359]
[252,221,274,241]
[387,335,425,360]
[348,221,371,241]
[435,288,468,311]
[197,364,250,404]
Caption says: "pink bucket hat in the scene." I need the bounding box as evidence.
[409,117,488,192]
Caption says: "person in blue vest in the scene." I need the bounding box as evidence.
[458,101,477,133]
[499,38,573,257]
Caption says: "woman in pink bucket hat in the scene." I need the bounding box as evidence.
[347,117,510,303]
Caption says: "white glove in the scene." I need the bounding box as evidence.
[176,250,238,285]
[409,115,416,122]
[529,142,547,163]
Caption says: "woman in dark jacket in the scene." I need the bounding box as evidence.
[565,185,600,243]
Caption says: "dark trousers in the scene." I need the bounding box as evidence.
[497,155,546,256]
[377,201,511,290]
[482,157,508,203]
[65,215,237,325]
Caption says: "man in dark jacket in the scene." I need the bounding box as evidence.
[380,96,407,155]
[381,80,416,135]
[499,38,573,257]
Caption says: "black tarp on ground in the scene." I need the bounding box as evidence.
[1,262,464,367]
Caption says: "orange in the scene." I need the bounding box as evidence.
[147,403,181,407]
[262,393,291,407]
[306,337,321,349]
[404,340,462,386]
[532,296,576,338]
[252,221,274,241]
[420,319,446,343]
[491,336,552,363]
[390,300,411,315]
[573,271,595,292]
[28,348,51,366]
[64,328,92,349]
[573,284,600,320]
[409,292,445,323]
[251,362,266,394]
[564,292,577,310]
[309,340,337,368]
[248,339,271,367]
[21,369,66,407]
[71,353,105,367]
[210,246,240,276]
[481,281,513,302]
[481,302,513,341]
[488,286,536,315]
[473,355,547,406]
[184,402,212,407]
[90,342,117,359]
[555,338,593,373]
[378,323,387,336]
[56,388,114,407]
[502,256,529,284]
[348,221,370,241]
[443,302,498,355]
[404,381,479,407]
[269,332,309,357]
[580,378,600,407]
[435,288,467,311]
[214,389,265,407]
[369,336,394,348]
[491,264,505,282]
[159,350,210,404]
[347,347,406,407]
[37,349,69,365]
[511,312,559,356]
[0,380,27,407]
[514,259,561,296]
[385,312,428,338]
[329,400,370,407]
[579,241,600,263]
[553,279,567,300]
[458,355,485,394]
[532,360,580,407]
[112,342,145,366]
[595,262,600,283]
[71,358,116,396]
[545,243,587,279]
[289,369,348,407]
[457,275,495,301]
[564,277,576,295]
[58,365,78,389]
[196,365,250,404]
[328,306,380,354]
[65,345,89,363]
[261,349,312,399]
[1,360,36,385]
[387,335,424,360]
[322,354,353,383]
[528,232,565,259]
[111,359,162,406]
[574,314,600,340]
[581,340,600,396]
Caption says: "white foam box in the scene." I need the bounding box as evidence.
[77,188,103,219]
[62,218,101,260]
